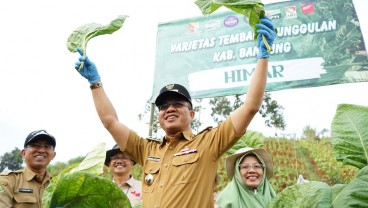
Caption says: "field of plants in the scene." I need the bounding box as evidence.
[214,137,359,193]
[127,137,359,194]
[47,136,360,195]
[40,103,366,207]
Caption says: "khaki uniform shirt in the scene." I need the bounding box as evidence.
[125,117,240,208]
[0,166,51,208]
[113,176,142,207]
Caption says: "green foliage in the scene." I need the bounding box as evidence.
[66,15,128,70]
[47,156,85,177]
[0,147,23,172]
[269,103,368,207]
[332,166,368,207]
[194,0,265,39]
[191,98,204,133]
[42,143,131,208]
[226,130,265,156]
[269,181,332,208]
[209,94,285,133]
[209,96,232,124]
[269,168,368,208]
[302,125,328,141]
[332,104,368,169]
[50,172,130,208]
[259,92,286,134]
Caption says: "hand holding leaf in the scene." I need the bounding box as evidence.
[195,0,276,55]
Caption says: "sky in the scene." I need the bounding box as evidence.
[1,0,367,164]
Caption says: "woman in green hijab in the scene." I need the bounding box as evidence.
[216,147,276,208]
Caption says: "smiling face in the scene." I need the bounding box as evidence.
[109,152,134,176]
[21,138,56,173]
[239,154,264,189]
[157,95,194,136]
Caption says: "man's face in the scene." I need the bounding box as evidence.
[21,138,56,171]
[109,152,134,176]
[157,96,194,136]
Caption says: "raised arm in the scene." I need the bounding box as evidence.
[230,17,276,136]
[74,49,130,150]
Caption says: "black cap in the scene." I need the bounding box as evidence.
[155,84,192,107]
[104,144,136,166]
[24,130,56,148]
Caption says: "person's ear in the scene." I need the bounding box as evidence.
[21,149,26,158]
[190,110,195,119]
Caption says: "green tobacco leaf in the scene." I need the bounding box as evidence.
[269,181,332,208]
[332,166,368,207]
[42,163,79,208]
[69,142,106,174]
[50,171,131,208]
[331,104,368,169]
[66,15,128,55]
[42,143,107,208]
[226,130,265,156]
[194,0,265,40]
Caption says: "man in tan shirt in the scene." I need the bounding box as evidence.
[105,144,142,207]
[0,130,56,208]
[73,17,275,208]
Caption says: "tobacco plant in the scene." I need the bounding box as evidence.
[66,15,128,70]
[269,104,368,208]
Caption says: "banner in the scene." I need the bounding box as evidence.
[151,0,368,101]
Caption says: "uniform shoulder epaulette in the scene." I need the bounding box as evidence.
[197,126,213,134]
[0,169,23,176]
[146,136,163,143]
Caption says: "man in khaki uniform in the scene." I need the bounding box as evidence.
[105,144,142,207]
[73,17,275,208]
[0,130,56,208]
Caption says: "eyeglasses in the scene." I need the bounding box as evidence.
[239,163,264,171]
[158,101,191,111]
[27,143,54,151]
[110,155,130,162]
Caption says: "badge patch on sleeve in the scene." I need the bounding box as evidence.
[0,185,4,193]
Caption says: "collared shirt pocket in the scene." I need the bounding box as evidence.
[172,153,199,185]
[142,162,160,193]
[13,193,37,208]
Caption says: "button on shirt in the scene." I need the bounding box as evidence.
[113,176,142,207]
[0,166,51,208]
[124,117,240,208]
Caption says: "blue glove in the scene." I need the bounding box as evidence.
[256,16,276,59]
[74,48,101,83]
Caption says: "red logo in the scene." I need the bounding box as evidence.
[301,3,315,14]
[188,22,199,33]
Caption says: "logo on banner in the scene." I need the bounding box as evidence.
[224,16,239,27]
[205,20,221,31]
[266,9,282,20]
[188,22,199,33]
[285,6,297,19]
[301,3,315,14]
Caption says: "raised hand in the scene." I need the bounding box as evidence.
[74,48,101,83]
[256,17,276,59]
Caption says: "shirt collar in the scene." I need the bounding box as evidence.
[164,130,194,143]
[24,166,51,183]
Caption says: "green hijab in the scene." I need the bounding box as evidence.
[216,153,276,208]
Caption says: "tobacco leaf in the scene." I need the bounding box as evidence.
[194,0,265,40]
[66,15,128,56]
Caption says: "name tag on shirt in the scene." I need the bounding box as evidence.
[174,149,198,156]
[19,188,33,193]
[147,156,161,162]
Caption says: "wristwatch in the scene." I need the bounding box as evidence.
[90,81,103,90]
